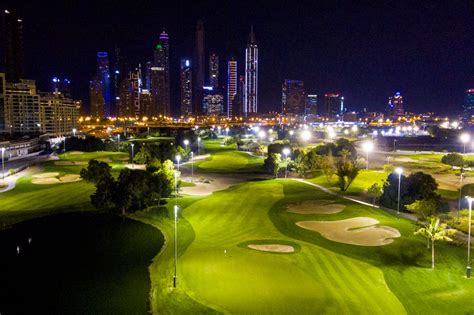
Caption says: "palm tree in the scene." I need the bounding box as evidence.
[414,217,457,269]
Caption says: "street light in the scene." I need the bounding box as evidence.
[173,203,179,288]
[1,147,5,180]
[461,133,470,154]
[197,137,201,155]
[225,127,229,136]
[130,143,135,168]
[300,130,311,142]
[395,167,403,215]
[282,148,290,178]
[362,141,374,170]
[459,169,466,221]
[72,128,77,137]
[465,196,473,278]
[183,139,189,155]
[176,155,181,171]
[190,152,194,182]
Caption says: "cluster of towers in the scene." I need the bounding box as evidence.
[89,21,259,120]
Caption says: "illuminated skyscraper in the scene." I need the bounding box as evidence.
[324,93,344,119]
[151,66,167,116]
[1,10,24,82]
[387,92,404,118]
[244,26,258,116]
[282,80,305,114]
[193,20,205,114]
[50,76,71,97]
[203,86,224,116]
[89,76,104,119]
[97,52,111,117]
[306,94,318,115]
[153,30,170,116]
[209,53,219,88]
[180,59,193,116]
[227,58,237,117]
[464,89,474,124]
[0,73,5,132]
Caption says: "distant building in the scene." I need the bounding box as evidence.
[39,91,80,136]
[209,53,219,88]
[4,79,41,134]
[244,26,258,116]
[324,93,344,119]
[227,58,237,117]
[193,20,205,114]
[387,92,404,118]
[306,94,318,115]
[139,90,152,117]
[50,76,72,97]
[342,111,357,122]
[89,77,104,119]
[1,10,24,82]
[203,86,224,116]
[180,59,193,116]
[0,73,5,132]
[97,52,111,117]
[282,80,305,114]
[153,31,170,116]
[232,75,245,117]
[464,89,474,124]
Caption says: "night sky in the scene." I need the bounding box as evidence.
[3,0,474,116]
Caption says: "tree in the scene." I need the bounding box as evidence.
[406,198,440,221]
[263,153,282,177]
[154,160,176,198]
[383,164,395,174]
[320,153,336,184]
[291,150,308,177]
[336,158,361,191]
[133,145,153,165]
[441,153,464,167]
[80,159,112,185]
[367,183,383,205]
[414,217,456,269]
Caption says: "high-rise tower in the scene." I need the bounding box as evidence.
[193,20,205,115]
[227,58,237,117]
[2,10,24,82]
[209,53,219,88]
[97,52,111,117]
[387,92,404,118]
[152,30,170,116]
[282,80,305,114]
[180,59,193,116]
[244,26,258,116]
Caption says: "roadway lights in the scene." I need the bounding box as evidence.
[282,148,290,178]
[461,133,470,154]
[176,155,181,171]
[301,130,311,141]
[395,167,403,215]
[258,130,266,139]
[362,141,374,170]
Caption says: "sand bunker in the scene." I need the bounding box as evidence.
[296,217,400,246]
[68,151,84,155]
[97,158,112,163]
[124,164,147,170]
[32,172,59,178]
[54,161,88,166]
[287,200,345,214]
[31,172,82,184]
[248,244,295,253]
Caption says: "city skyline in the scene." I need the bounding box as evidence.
[1,1,473,116]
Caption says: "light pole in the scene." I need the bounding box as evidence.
[72,128,77,137]
[183,139,189,157]
[173,204,179,288]
[1,147,5,180]
[117,134,121,146]
[395,167,403,215]
[300,130,311,142]
[466,196,473,278]
[197,137,201,155]
[461,133,470,154]
[282,148,290,178]
[190,152,194,182]
[225,127,229,137]
[459,168,465,220]
[131,143,135,168]
[362,141,374,170]
[176,155,181,171]
[64,136,67,153]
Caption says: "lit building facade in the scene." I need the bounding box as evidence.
[153,31,170,116]
[203,87,224,116]
[4,79,41,134]
[209,53,219,88]
[2,9,24,82]
[244,26,258,116]
[282,80,305,114]
[193,20,205,114]
[89,77,104,119]
[151,66,167,116]
[387,92,404,118]
[464,89,474,124]
[324,93,344,119]
[97,52,111,117]
[180,59,193,116]
[39,91,80,136]
[227,58,237,117]
[139,90,152,117]
[306,94,318,115]
[0,73,5,132]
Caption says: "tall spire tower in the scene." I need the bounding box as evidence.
[244,26,258,116]
[193,20,205,115]
[152,29,171,116]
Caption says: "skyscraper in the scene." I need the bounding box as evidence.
[324,93,344,119]
[153,30,170,116]
[5,79,41,134]
[89,77,104,119]
[150,66,167,116]
[244,26,258,116]
[97,52,111,117]
[387,92,404,118]
[180,59,193,116]
[193,20,205,115]
[463,89,474,124]
[203,86,224,116]
[227,58,237,117]
[306,94,318,115]
[1,10,24,82]
[112,47,122,117]
[209,53,219,88]
[39,91,81,136]
[0,73,5,132]
[282,80,305,114]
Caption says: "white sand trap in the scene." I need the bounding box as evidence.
[59,174,82,183]
[0,179,6,188]
[296,217,401,246]
[32,172,59,178]
[68,151,84,155]
[97,158,113,163]
[54,161,88,166]
[32,177,61,184]
[248,244,295,253]
[124,164,147,170]
[288,200,345,214]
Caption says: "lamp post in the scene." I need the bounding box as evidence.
[176,155,181,171]
[395,167,403,215]
[362,141,374,170]
[1,147,5,180]
[300,130,311,142]
[225,127,229,137]
[190,152,194,182]
[173,204,179,288]
[72,128,77,137]
[183,139,189,156]
[131,143,135,168]
[466,196,473,278]
[282,148,290,178]
[459,168,465,220]
[461,133,471,154]
[197,137,201,156]
[117,134,121,146]
[64,136,67,153]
